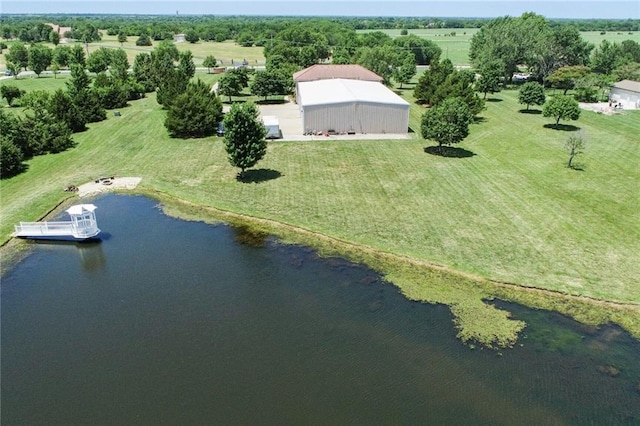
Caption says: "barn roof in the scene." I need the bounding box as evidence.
[612,80,640,93]
[293,64,383,83]
[298,79,410,107]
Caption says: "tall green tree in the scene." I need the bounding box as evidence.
[223,102,268,178]
[203,55,217,73]
[178,50,196,80]
[70,45,86,66]
[393,54,417,89]
[420,97,473,154]
[518,81,546,111]
[591,40,624,75]
[6,42,29,71]
[355,45,400,85]
[249,69,292,101]
[133,53,155,92]
[414,58,455,105]
[66,64,106,123]
[217,72,244,103]
[0,138,25,178]
[53,45,72,68]
[164,79,223,138]
[117,32,127,46]
[470,13,550,81]
[475,60,503,99]
[49,30,60,46]
[48,89,87,132]
[28,44,53,77]
[542,95,581,128]
[86,47,112,73]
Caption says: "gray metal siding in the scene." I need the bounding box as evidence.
[302,102,409,134]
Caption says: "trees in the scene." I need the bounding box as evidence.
[565,132,585,169]
[164,79,223,138]
[518,82,546,110]
[355,45,400,85]
[470,13,550,82]
[185,30,200,43]
[28,44,53,77]
[66,64,106,124]
[136,33,153,46]
[0,138,24,178]
[49,30,60,46]
[542,95,581,128]
[1,85,24,106]
[48,89,87,132]
[546,65,591,94]
[6,43,29,72]
[414,58,455,105]
[133,53,155,92]
[393,35,441,65]
[475,60,502,99]
[250,69,292,101]
[86,47,112,73]
[217,72,244,103]
[70,45,86,66]
[420,97,473,153]
[393,54,417,89]
[203,55,217,73]
[117,32,128,46]
[591,40,624,75]
[178,50,196,80]
[223,102,268,177]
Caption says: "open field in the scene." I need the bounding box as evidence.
[0,34,265,70]
[357,29,640,66]
[1,79,639,344]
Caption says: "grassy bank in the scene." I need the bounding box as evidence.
[1,83,639,346]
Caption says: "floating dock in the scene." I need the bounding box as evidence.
[14,204,100,240]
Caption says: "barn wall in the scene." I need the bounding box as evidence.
[610,88,640,108]
[302,102,409,134]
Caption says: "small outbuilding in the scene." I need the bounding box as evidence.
[297,79,410,134]
[610,80,640,109]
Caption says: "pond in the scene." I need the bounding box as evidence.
[2,194,639,424]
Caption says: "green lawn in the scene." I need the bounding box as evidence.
[357,28,640,66]
[1,81,639,346]
[0,35,265,70]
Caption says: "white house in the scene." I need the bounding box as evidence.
[610,80,640,109]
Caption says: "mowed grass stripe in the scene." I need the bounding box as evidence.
[1,87,638,305]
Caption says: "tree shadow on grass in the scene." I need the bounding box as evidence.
[0,163,28,179]
[543,123,581,132]
[424,146,476,158]
[486,97,503,102]
[519,109,542,114]
[237,168,282,183]
[256,98,286,105]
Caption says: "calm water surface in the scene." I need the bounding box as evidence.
[2,195,639,425]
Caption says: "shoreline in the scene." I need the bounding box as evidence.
[2,188,639,347]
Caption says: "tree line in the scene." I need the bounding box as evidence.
[3,15,639,44]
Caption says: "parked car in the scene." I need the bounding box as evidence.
[217,122,225,137]
[4,70,13,76]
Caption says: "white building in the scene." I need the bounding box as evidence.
[610,80,640,109]
[297,79,410,135]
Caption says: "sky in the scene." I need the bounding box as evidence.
[1,0,639,19]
